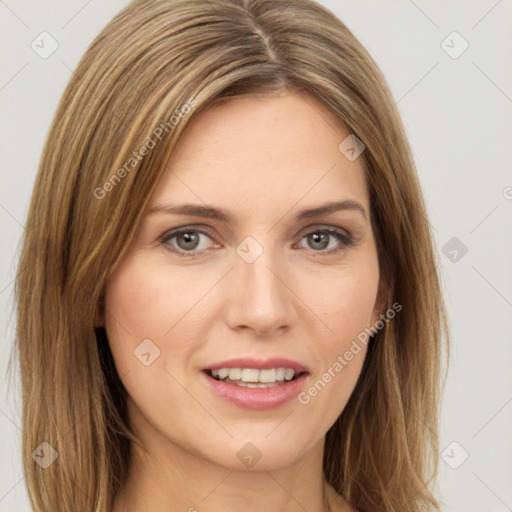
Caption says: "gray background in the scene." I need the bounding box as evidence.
[1,1,511,510]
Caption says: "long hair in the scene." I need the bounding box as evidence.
[13,1,449,510]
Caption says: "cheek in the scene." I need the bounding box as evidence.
[102,259,206,415]
[332,273,379,333]
[295,256,378,410]
[103,260,173,375]
[104,259,203,342]
[302,259,380,341]
[103,255,222,386]
[296,268,376,426]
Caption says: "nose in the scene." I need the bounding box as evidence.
[223,246,297,337]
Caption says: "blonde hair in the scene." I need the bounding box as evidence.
[13,0,449,510]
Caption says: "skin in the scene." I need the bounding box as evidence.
[104,91,385,512]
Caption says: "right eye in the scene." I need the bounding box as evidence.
[159,227,218,257]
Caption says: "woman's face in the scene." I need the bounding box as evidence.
[103,92,383,472]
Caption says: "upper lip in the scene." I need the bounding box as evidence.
[202,357,309,373]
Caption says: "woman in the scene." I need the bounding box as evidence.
[14,1,449,511]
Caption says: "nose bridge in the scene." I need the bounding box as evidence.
[224,236,296,335]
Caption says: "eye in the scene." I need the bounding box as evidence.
[159,227,217,257]
[159,225,354,258]
[296,228,353,254]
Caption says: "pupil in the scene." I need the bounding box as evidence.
[178,232,199,250]
[309,232,328,250]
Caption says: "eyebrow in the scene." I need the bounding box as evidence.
[148,199,368,224]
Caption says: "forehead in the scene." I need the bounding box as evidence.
[150,92,369,222]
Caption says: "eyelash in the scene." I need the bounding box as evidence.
[158,225,354,258]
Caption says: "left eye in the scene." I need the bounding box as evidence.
[160,227,352,257]
[296,229,352,253]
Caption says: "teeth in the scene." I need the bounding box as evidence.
[259,369,276,383]
[228,368,242,380]
[225,380,276,388]
[284,368,295,381]
[209,367,299,384]
[241,368,259,382]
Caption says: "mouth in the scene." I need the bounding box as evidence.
[203,367,309,388]
[200,357,310,409]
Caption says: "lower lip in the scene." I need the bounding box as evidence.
[200,371,308,410]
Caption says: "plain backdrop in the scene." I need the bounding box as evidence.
[1,1,511,511]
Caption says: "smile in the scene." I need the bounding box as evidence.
[204,367,304,387]
[201,367,309,410]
